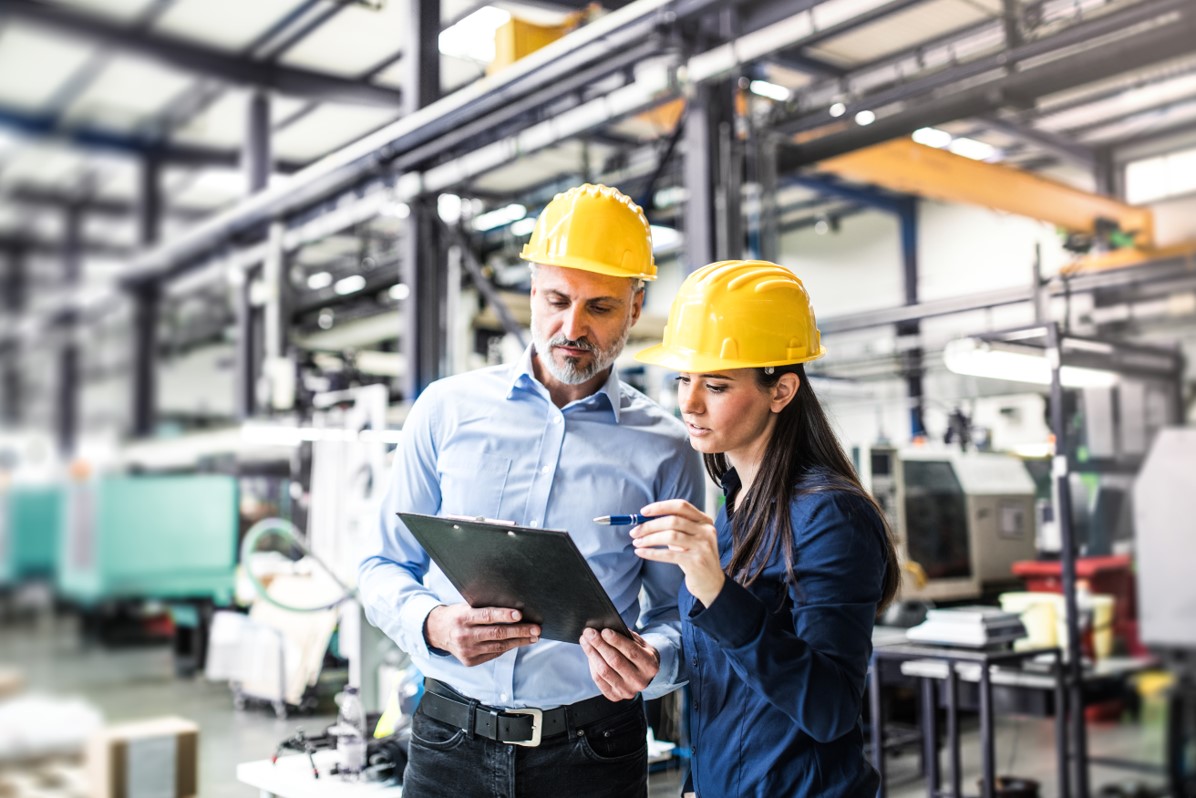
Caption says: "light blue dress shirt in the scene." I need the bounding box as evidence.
[358,346,705,709]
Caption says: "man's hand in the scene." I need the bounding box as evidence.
[424,604,541,666]
[579,628,660,701]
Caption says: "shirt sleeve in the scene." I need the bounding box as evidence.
[357,390,446,659]
[689,491,886,743]
[638,443,706,699]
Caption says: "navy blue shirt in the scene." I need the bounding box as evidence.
[680,470,887,797]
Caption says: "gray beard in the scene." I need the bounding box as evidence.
[531,324,630,386]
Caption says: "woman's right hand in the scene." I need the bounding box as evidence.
[631,499,725,608]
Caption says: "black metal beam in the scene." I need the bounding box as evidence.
[2,0,404,107]
[977,114,1096,171]
[0,234,132,261]
[131,153,161,438]
[401,198,446,399]
[0,105,305,172]
[1,245,27,425]
[403,0,441,115]
[778,3,1196,167]
[57,206,82,456]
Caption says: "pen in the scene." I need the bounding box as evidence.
[593,513,662,526]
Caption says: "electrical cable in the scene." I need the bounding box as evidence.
[240,516,357,613]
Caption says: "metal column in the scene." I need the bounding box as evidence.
[236,91,271,419]
[1,245,26,426]
[1046,321,1090,797]
[896,199,927,438]
[401,198,446,399]
[683,77,741,270]
[57,205,82,456]
[132,154,161,437]
[398,0,443,399]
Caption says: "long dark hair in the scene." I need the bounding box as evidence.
[702,363,900,614]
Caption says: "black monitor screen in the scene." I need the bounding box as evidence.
[903,460,971,580]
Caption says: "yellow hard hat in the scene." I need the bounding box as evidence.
[519,183,656,280]
[635,260,826,372]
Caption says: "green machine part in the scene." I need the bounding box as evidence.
[1,486,64,585]
[57,474,238,605]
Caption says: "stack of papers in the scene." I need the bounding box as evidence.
[906,606,1027,648]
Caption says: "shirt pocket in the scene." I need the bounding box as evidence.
[437,452,511,520]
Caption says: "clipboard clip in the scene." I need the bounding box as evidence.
[443,514,516,525]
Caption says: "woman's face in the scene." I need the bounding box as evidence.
[675,370,779,464]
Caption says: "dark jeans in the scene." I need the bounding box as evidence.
[403,694,648,798]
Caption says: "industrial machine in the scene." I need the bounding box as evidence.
[884,449,1037,601]
[0,485,63,586]
[1133,426,1196,798]
[57,474,238,605]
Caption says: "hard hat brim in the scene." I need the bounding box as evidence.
[519,250,657,281]
[634,342,826,373]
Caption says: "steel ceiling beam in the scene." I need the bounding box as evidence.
[977,114,1096,171]
[778,1,1196,166]
[2,0,404,107]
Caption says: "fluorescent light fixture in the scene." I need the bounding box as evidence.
[653,186,687,208]
[439,6,510,62]
[509,217,537,236]
[472,203,527,232]
[1010,442,1053,459]
[649,224,682,253]
[749,80,791,102]
[948,136,997,161]
[307,271,333,290]
[829,102,846,118]
[944,338,1118,389]
[854,110,876,126]
[389,283,411,301]
[913,127,952,148]
[334,275,367,295]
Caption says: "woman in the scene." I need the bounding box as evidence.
[633,260,899,797]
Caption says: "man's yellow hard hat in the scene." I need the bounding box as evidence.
[636,260,826,372]
[519,183,657,281]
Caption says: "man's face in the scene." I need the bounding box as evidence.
[529,264,643,386]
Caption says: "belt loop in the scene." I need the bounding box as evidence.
[465,698,480,741]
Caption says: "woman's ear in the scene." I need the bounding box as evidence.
[770,372,800,414]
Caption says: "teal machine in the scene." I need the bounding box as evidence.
[58,474,238,674]
[1,485,64,586]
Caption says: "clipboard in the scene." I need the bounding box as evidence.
[398,512,630,643]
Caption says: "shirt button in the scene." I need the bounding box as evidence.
[540,465,551,474]
[500,693,509,702]
[552,417,562,425]
[529,520,539,527]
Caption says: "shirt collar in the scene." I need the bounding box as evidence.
[506,344,622,422]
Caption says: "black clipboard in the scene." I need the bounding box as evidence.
[398,512,630,644]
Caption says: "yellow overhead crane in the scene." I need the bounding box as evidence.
[815,138,1195,275]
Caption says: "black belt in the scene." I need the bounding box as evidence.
[419,678,636,747]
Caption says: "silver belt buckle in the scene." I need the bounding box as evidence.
[506,707,543,747]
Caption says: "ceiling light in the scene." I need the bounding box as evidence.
[912,127,952,148]
[307,271,333,290]
[813,217,830,236]
[748,80,791,102]
[829,102,846,118]
[437,193,464,224]
[381,201,410,219]
[334,275,367,295]
[389,283,411,301]
[472,203,527,232]
[854,110,875,126]
[948,137,998,161]
[509,217,537,237]
[439,6,511,62]
[944,338,1118,389]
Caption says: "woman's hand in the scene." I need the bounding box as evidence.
[632,499,725,608]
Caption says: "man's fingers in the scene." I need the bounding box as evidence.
[467,607,522,625]
[597,628,650,666]
[471,622,539,642]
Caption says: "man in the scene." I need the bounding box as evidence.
[358,183,704,797]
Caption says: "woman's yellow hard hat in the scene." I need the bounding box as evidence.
[519,183,657,281]
[636,259,826,372]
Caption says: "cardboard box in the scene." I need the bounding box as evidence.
[86,717,198,798]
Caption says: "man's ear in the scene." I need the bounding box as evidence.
[629,286,645,326]
[770,372,800,414]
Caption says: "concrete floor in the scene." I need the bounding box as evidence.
[0,616,1170,797]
